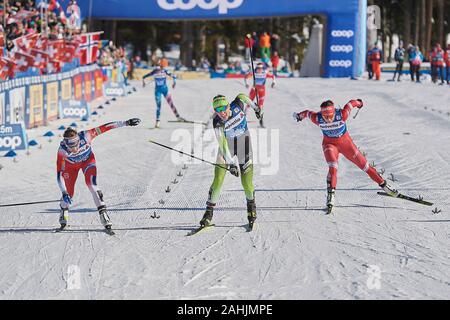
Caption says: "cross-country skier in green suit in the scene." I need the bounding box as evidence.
[199,93,263,230]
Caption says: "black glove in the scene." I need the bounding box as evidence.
[356,99,363,108]
[229,164,240,177]
[254,107,263,120]
[126,118,141,126]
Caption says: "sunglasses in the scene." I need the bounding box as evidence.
[214,105,228,113]
[64,136,80,149]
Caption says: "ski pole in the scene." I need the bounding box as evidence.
[148,139,231,172]
[353,108,361,119]
[247,34,260,108]
[0,199,60,208]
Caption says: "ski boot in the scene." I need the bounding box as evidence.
[59,206,69,229]
[247,199,257,231]
[98,205,112,229]
[200,204,214,227]
[380,181,399,197]
[155,120,161,128]
[326,188,335,214]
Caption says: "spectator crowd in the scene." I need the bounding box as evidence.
[367,41,450,85]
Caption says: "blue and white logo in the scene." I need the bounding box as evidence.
[157,0,243,14]
[0,124,28,151]
[61,100,90,120]
[104,82,126,97]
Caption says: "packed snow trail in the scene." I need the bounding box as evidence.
[0,78,449,299]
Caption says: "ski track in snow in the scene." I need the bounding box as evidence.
[0,77,449,299]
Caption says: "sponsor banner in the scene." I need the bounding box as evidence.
[84,72,92,102]
[94,69,104,99]
[111,68,118,83]
[61,79,72,101]
[104,82,126,97]
[8,87,26,125]
[28,84,44,128]
[79,0,359,19]
[46,82,59,122]
[73,74,83,101]
[79,0,364,78]
[0,123,28,151]
[210,72,227,79]
[175,71,211,80]
[61,99,90,120]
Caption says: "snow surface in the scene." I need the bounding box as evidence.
[0,75,449,299]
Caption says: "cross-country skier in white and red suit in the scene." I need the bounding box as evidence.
[56,118,141,230]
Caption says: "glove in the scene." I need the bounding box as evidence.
[356,99,363,108]
[271,82,275,88]
[126,118,141,126]
[172,83,176,89]
[229,164,240,177]
[254,107,263,120]
[62,192,72,205]
[293,111,308,122]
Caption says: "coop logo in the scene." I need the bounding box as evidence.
[330,45,353,53]
[329,60,353,68]
[331,30,354,38]
[105,87,125,96]
[157,0,244,14]
[63,108,88,117]
[0,136,22,149]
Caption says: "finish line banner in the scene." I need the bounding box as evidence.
[75,0,367,78]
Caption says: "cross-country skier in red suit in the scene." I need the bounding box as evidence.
[244,62,276,127]
[56,118,141,230]
[293,99,398,213]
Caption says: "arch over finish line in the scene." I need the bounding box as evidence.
[76,0,367,78]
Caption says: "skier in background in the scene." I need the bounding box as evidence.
[392,41,405,81]
[56,118,141,231]
[142,65,186,128]
[244,62,276,127]
[367,46,374,80]
[370,45,383,80]
[445,43,450,85]
[292,99,398,213]
[430,43,445,85]
[409,46,424,83]
[198,94,263,231]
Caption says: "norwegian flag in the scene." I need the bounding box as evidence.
[12,51,35,72]
[78,32,102,65]
[30,48,49,69]
[12,33,40,52]
[0,57,16,80]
